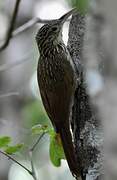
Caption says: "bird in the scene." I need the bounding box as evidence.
[36,9,80,178]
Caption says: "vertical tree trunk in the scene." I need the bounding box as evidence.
[82,0,117,180]
[67,11,103,180]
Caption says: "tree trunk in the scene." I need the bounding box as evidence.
[67,11,104,180]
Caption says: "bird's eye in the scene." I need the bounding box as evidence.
[52,27,58,31]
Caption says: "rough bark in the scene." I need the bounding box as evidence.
[67,11,103,180]
[83,0,117,180]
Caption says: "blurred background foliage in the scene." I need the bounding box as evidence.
[22,101,50,128]
[0,0,88,180]
[68,0,89,13]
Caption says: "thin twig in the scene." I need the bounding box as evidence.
[0,133,45,180]
[0,7,71,52]
[0,17,51,52]
[13,18,39,37]
[30,133,45,152]
[0,16,70,51]
[29,151,37,180]
[0,150,32,175]
[0,92,19,98]
[12,17,70,37]
[0,0,21,51]
[12,17,52,37]
[28,133,45,180]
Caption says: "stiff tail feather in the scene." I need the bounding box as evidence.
[57,125,80,178]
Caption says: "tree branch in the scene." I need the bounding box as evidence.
[0,92,19,98]
[0,132,46,180]
[0,16,59,52]
[0,133,45,180]
[12,17,53,37]
[0,10,70,52]
[0,0,21,51]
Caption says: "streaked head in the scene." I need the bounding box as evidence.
[36,9,76,48]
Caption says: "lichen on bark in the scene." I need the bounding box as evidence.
[67,12,103,180]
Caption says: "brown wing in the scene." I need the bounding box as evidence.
[39,88,53,122]
[38,69,80,177]
[38,68,75,131]
[37,68,53,122]
[37,48,76,130]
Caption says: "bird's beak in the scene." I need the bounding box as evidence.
[59,8,76,25]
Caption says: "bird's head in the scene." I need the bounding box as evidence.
[36,8,76,49]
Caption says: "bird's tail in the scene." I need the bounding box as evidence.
[57,125,80,178]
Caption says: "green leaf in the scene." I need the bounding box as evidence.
[49,132,65,167]
[48,128,55,136]
[0,136,11,148]
[32,124,49,135]
[5,143,24,154]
